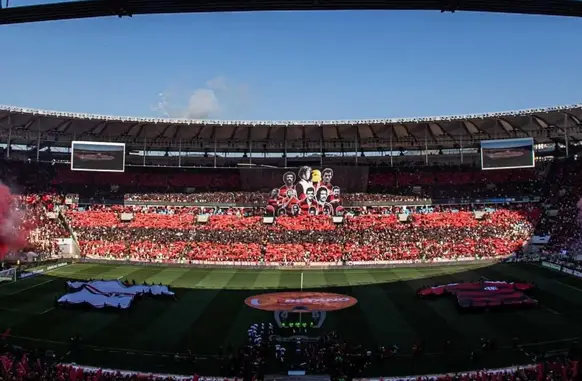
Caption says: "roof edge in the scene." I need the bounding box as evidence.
[0,103,580,126]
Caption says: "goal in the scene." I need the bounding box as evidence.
[0,268,16,283]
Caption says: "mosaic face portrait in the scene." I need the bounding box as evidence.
[298,166,312,182]
[306,187,315,201]
[283,172,296,186]
[317,187,329,203]
[322,168,334,183]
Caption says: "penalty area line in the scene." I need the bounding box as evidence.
[4,279,57,296]
[553,279,582,293]
[543,306,561,315]
[0,306,54,315]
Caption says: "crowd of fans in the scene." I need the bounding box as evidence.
[535,159,582,255]
[0,160,553,265]
[0,340,579,381]
[95,166,544,205]
[11,193,68,260]
[34,163,547,204]
[0,158,576,267]
[3,158,582,381]
[66,205,540,263]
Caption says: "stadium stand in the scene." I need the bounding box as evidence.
[0,345,579,381]
[65,205,539,263]
[2,104,582,381]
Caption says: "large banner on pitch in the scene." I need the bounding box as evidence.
[480,138,535,170]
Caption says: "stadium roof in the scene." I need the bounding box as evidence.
[1,104,581,153]
[2,0,582,25]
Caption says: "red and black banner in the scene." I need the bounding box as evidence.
[418,281,538,309]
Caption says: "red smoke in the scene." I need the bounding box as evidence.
[0,184,28,260]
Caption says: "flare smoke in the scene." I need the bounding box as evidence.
[0,184,27,259]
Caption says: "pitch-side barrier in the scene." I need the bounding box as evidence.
[58,363,535,381]
[80,256,508,270]
[541,260,582,279]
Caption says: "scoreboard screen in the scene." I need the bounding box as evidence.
[480,138,535,170]
[71,141,126,172]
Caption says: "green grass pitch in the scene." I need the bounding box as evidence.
[1,262,582,377]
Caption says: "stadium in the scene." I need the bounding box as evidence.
[0,100,581,381]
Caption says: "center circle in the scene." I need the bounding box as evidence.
[245,291,358,312]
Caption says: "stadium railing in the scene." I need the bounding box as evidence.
[80,257,507,269]
[541,260,582,279]
[72,196,541,208]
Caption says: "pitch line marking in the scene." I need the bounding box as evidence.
[543,306,560,315]
[4,279,56,296]
[553,279,582,293]
[0,307,25,313]
[0,306,54,315]
[38,307,55,315]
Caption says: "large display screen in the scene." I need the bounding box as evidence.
[480,138,535,170]
[70,141,126,172]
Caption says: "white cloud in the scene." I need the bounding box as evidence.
[185,89,220,119]
[153,76,250,120]
[206,76,229,92]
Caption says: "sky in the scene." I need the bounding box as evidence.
[1,8,582,121]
